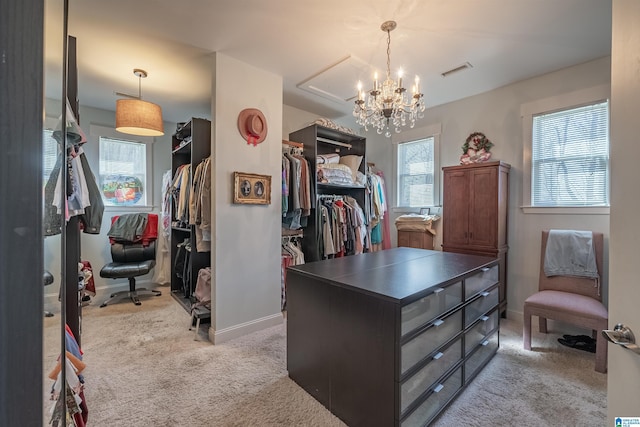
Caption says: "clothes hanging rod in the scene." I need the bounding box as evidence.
[282,139,304,148]
[316,137,352,149]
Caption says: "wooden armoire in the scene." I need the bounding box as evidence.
[442,160,511,315]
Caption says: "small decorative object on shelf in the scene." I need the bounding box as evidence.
[460,132,494,164]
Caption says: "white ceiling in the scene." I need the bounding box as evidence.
[44,0,612,125]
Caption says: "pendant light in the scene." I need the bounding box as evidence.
[115,68,164,136]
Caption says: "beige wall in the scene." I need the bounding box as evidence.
[210,52,284,342]
[362,56,611,320]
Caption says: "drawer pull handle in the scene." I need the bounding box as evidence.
[433,319,444,327]
[481,267,490,272]
[433,287,444,294]
[433,384,444,393]
[481,315,489,322]
[481,339,490,346]
[433,352,444,360]
[481,291,490,297]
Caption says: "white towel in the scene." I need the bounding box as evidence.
[543,230,598,279]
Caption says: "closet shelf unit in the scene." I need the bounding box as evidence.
[289,124,366,263]
[170,117,211,312]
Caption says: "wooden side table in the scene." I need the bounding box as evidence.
[398,230,434,250]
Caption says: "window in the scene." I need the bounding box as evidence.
[522,85,610,213]
[43,129,58,183]
[531,101,609,207]
[99,136,149,207]
[397,137,436,207]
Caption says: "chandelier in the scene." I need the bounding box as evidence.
[353,21,425,137]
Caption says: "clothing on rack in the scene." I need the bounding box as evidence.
[281,235,305,311]
[189,156,212,252]
[52,144,90,218]
[44,146,104,236]
[48,325,88,427]
[79,260,95,297]
[316,195,368,260]
[282,145,312,230]
[153,170,174,285]
[366,170,388,250]
[171,164,191,228]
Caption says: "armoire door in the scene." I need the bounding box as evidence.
[468,166,498,249]
[443,169,470,247]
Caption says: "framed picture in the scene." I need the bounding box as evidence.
[233,172,271,205]
[419,207,430,215]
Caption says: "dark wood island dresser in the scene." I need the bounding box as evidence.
[286,247,500,427]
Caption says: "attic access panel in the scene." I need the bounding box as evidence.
[297,55,374,105]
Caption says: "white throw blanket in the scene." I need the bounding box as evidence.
[543,230,598,279]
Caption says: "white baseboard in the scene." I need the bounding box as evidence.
[506,308,523,322]
[209,312,284,344]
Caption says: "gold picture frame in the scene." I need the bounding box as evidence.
[233,172,271,205]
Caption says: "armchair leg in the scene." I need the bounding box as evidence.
[595,322,608,373]
[539,316,548,334]
[523,307,532,350]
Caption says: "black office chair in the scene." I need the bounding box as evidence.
[99,240,161,307]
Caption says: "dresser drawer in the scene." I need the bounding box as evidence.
[400,366,463,427]
[465,265,498,299]
[402,311,463,374]
[464,309,499,355]
[465,330,499,383]
[401,281,462,336]
[464,285,499,327]
[400,337,462,414]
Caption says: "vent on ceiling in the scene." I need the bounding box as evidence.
[297,55,374,104]
[441,62,473,78]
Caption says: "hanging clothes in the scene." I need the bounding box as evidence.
[189,156,212,252]
[315,195,367,260]
[44,142,103,235]
[366,171,388,250]
[77,147,104,234]
[48,325,88,427]
[282,145,312,230]
[171,164,191,228]
[281,236,305,311]
[152,170,173,285]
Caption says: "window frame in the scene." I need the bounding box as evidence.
[521,84,610,215]
[393,123,441,211]
[90,124,154,210]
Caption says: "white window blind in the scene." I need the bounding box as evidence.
[531,101,609,207]
[397,137,435,207]
[99,136,147,206]
[43,129,58,182]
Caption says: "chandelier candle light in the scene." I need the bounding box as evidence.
[354,21,425,137]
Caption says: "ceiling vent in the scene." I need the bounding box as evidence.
[297,55,373,104]
[441,62,473,78]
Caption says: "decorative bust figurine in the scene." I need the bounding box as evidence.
[460,132,493,164]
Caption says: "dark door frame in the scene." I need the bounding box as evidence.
[0,0,44,425]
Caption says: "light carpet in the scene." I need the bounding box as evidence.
[43,287,606,426]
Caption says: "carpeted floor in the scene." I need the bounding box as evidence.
[43,286,606,426]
